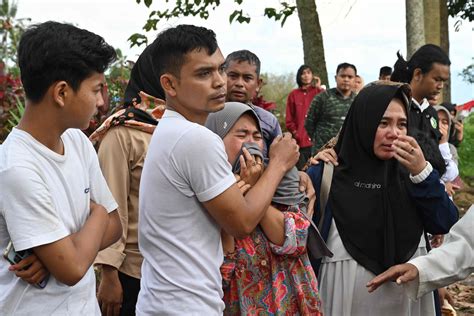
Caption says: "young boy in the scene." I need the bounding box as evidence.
[0,21,121,315]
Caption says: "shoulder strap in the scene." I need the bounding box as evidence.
[318,162,334,231]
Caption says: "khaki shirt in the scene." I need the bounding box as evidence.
[94,126,151,279]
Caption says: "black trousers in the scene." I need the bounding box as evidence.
[118,271,141,316]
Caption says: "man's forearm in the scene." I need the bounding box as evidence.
[70,205,110,271]
[33,205,109,286]
[237,161,289,234]
[99,211,122,250]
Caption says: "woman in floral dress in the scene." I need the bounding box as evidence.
[206,102,323,315]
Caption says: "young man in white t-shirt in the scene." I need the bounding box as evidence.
[136,25,300,315]
[0,22,121,315]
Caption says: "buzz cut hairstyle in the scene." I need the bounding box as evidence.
[225,50,261,77]
[336,62,357,76]
[151,24,219,79]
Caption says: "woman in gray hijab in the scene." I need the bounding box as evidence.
[206,102,327,315]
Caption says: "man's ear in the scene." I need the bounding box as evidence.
[160,73,177,97]
[52,81,69,108]
[413,68,423,82]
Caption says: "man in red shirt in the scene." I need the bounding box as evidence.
[286,65,324,169]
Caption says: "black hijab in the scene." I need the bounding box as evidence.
[124,41,165,106]
[329,84,423,275]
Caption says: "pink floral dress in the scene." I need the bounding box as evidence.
[221,205,323,315]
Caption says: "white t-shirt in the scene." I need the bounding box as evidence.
[0,128,117,315]
[137,110,235,315]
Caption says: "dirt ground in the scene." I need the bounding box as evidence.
[447,177,474,316]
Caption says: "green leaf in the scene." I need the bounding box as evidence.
[128,33,148,48]
[236,14,250,23]
[229,9,240,23]
[144,0,153,7]
[264,7,277,19]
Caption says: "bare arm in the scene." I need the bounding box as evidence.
[99,210,122,250]
[204,133,299,238]
[32,203,110,286]
[259,205,285,245]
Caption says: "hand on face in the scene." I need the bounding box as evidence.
[438,122,449,144]
[392,135,427,175]
[238,147,264,186]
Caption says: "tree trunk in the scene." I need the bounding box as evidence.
[424,0,441,45]
[440,0,451,102]
[296,0,329,87]
[406,0,425,58]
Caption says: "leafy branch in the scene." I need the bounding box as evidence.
[130,0,297,47]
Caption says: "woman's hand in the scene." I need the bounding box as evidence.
[393,135,427,176]
[221,230,235,255]
[439,122,449,144]
[238,147,264,186]
[308,148,338,166]
[9,253,49,285]
[234,175,251,195]
[454,120,464,142]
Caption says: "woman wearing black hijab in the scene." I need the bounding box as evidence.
[307,83,457,315]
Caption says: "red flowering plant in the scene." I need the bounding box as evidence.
[0,60,25,143]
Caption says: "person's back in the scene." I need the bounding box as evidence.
[0,21,120,315]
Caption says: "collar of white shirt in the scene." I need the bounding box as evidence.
[412,98,430,112]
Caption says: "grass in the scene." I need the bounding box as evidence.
[458,113,474,182]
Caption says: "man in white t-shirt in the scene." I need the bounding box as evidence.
[0,22,121,315]
[136,25,299,315]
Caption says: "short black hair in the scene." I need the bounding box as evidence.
[391,44,451,83]
[336,62,357,75]
[296,64,312,88]
[18,21,116,103]
[225,50,261,77]
[379,66,392,77]
[151,24,218,79]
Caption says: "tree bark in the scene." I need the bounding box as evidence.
[440,0,451,102]
[296,0,329,87]
[406,0,425,58]
[424,0,441,46]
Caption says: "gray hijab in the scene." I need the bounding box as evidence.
[433,105,452,136]
[205,102,306,207]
